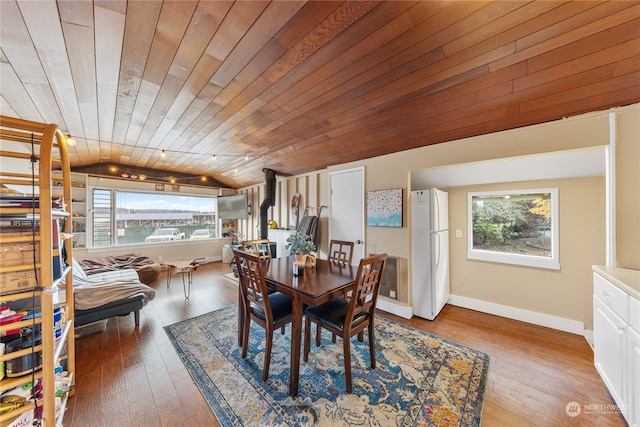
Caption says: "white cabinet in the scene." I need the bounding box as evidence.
[629,295,640,427]
[268,229,295,258]
[593,269,640,426]
[629,324,640,427]
[593,294,627,414]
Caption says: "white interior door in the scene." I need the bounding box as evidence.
[329,167,364,264]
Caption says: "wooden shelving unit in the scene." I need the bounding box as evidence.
[53,172,87,248]
[0,116,76,426]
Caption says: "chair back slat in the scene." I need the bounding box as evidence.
[234,250,272,321]
[328,239,355,265]
[346,253,387,326]
[242,238,272,260]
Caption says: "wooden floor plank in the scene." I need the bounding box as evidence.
[63,261,626,426]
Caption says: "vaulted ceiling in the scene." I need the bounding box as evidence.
[1,1,639,188]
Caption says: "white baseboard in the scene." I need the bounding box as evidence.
[584,329,594,349]
[376,297,413,319]
[447,295,585,336]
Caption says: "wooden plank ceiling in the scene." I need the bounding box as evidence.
[1,1,639,189]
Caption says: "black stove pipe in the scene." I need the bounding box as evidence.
[260,168,276,239]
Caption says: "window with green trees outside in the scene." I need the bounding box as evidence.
[467,188,559,270]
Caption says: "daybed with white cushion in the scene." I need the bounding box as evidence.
[71,259,156,327]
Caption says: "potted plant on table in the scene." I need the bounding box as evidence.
[285,232,316,267]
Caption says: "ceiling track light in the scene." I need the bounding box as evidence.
[66,134,76,146]
[209,153,259,161]
[120,143,264,163]
[108,165,209,183]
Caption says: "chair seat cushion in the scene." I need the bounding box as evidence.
[305,298,349,329]
[251,292,292,323]
[306,298,370,331]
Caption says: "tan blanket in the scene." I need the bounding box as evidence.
[78,253,157,275]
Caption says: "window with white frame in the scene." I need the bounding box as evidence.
[91,189,217,247]
[467,188,559,270]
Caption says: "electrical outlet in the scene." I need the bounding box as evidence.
[158,255,163,261]
[389,290,396,299]
[455,229,462,238]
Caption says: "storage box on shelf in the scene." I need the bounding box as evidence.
[0,116,76,427]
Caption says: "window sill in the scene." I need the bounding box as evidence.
[468,250,560,270]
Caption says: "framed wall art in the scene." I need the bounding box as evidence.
[367,188,403,227]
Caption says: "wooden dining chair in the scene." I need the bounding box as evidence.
[322,239,356,344]
[327,239,354,265]
[303,253,387,393]
[242,238,272,260]
[234,249,293,381]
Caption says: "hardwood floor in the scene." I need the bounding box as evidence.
[63,261,626,427]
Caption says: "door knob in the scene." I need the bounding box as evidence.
[356,239,363,244]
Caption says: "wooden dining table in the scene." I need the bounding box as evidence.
[237,255,356,396]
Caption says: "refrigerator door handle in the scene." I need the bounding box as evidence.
[433,231,440,266]
[434,190,440,231]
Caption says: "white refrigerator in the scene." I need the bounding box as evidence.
[411,189,450,320]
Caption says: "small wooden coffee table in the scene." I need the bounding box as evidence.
[165,262,199,299]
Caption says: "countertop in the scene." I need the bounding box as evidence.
[593,265,640,300]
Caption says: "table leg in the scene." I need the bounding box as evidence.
[237,285,244,347]
[289,293,303,396]
[166,268,173,288]
[182,271,192,299]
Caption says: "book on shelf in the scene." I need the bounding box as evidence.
[0,214,39,222]
[0,224,40,234]
[52,219,62,280]
[0,195,63,209]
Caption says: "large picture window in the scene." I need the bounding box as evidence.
[467,188,559,270]
[92,189,217,247]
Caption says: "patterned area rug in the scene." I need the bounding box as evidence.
[164,305,489,426]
